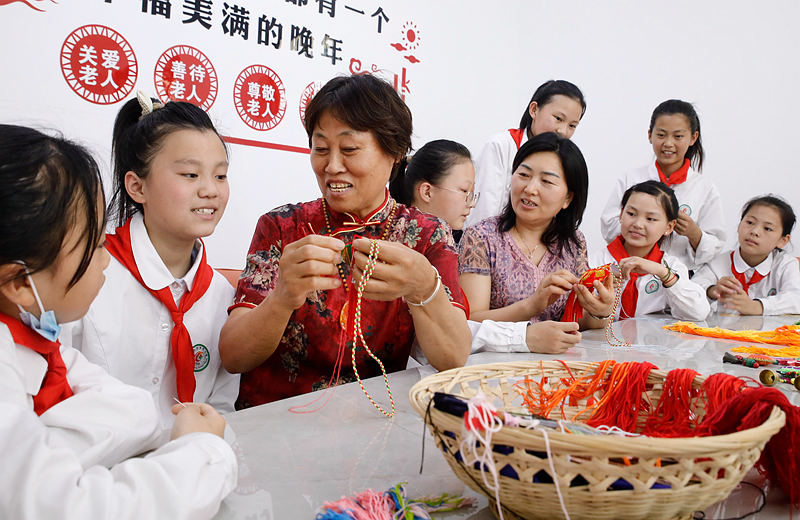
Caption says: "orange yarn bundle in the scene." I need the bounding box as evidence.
[664,322,800,357]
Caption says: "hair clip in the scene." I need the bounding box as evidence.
[136,90,164,120]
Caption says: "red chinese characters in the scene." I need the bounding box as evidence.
[153,45,218,111]
[60,25,137,105]
[233,65,286,131]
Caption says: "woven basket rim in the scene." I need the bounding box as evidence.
[409,360,786,455]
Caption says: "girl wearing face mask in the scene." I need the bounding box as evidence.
[600,99,725,271]
[693,195,800,315]
[0,125,236,519]
[467,80,586,227]
[61,93,239,438]
[591,181,709,321]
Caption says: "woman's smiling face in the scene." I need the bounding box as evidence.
[310,112,396,218]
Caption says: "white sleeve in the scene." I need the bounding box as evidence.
[0,403,237,520]
[469,319,529,353]
[467,138,508,227]
[40,347,161,469]
[599,175,628,243]
[688,263,719,292]
[664,260,711,321]
[760,256,800,315]
[686,185,726,267]
[206,363,240,415]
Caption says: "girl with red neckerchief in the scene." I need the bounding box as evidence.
[61,93,239,439]
[592,181,709,321]
[693,195,800,315]
[600,100,726,272]
[467,80,587,228]
[0,125,236,519]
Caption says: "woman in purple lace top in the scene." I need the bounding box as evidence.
[459,133,614,351]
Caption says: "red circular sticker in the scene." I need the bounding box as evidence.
[233,65,286,131]
[153,45,218,111]
[60,24,137,105]
[299,81,324,127]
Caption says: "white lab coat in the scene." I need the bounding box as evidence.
[62,213,239,436]
[599,163,726,270]
[590,248,710,321]
[0,322,237,519]
[692,248,800,315]
[466,129,528,228]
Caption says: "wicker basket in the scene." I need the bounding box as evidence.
[408,360,786,520]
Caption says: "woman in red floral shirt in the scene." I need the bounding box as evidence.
[219,74,471,408]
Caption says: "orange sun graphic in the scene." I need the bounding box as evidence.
[400,21,421,51]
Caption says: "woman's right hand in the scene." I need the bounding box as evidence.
[170,403,226,440]
[526,269,579,317]
[525,321,581,353]
[273,235,345,310]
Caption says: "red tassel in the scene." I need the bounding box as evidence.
[560,292,582,322]
[696,387,800,509]
[586,362,657,432]
[644,368,700,437]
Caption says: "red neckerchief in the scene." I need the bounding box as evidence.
[655,158,690,186]
[105,218,213,402]
[607,235,664,319]
[730,251,766,294]
[0,311,74,415]
[508,128,525,149]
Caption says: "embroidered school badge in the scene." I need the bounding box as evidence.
[645,278,660,294]
[678,204,692,217]
[768,288,777,296]
[193,343,210,372]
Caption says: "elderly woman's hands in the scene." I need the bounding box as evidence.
[350,238,438,303]
[273,235,345,310]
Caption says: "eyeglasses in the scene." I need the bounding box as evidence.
[432,186,480,208]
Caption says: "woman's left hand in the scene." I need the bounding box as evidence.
[351,238,437,302]
[573,274,615,317]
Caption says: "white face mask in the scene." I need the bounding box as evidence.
[16,267,61,342]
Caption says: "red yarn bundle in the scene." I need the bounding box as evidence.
[695,386,800,508]
[586,361,657,432]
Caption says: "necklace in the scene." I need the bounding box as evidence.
[512,226,542,262]
[321,197,397,329]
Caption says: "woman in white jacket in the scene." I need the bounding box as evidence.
[0,125,237,519]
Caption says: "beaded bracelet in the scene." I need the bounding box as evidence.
[406,266,441,307]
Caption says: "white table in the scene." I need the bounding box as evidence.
[215,314,799,519]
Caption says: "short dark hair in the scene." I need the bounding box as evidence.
[110,96,224,226]
[621,180,679,222]
[0,125,105,287]
[497,132,588,254]
[518,80,586,131]
[649,99,704,172]
[388,139,471,205]
[304,74,412,179]
[741,195,796,236]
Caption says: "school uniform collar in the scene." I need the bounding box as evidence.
[324,189,395,236]
[129,212,203,292]
[733,247,772,277]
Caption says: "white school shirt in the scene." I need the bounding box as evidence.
[466,129,528,228]
[62,213,239,435]
[599,163,726,270]
[0,322,237,519]
[691,248,800,315]
[590,248,711,321]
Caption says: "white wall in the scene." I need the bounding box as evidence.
[2,0,798,268]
